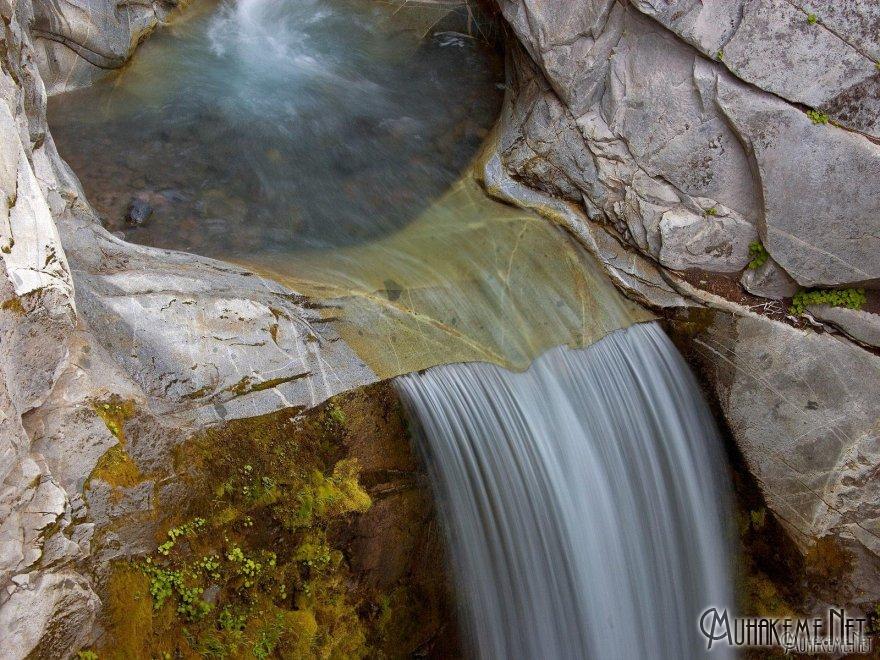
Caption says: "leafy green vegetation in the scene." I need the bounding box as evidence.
[806,109,829,125]
[705,206,718,217]
[806,13,817,25]
[789,288,866,316]
[747,241,769,270]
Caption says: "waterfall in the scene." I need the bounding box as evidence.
[397,322,733,659]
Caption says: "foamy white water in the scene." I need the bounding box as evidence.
[397,322,734,658]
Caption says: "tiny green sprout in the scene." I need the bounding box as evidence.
[705,207,718,217]
[806,109,829,125]
[806,13,817,25]
[716,49,724,61]
[747,241,769,270]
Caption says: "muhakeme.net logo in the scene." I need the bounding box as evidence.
[699,607,873,654]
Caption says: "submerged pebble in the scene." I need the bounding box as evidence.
[125,197,153,226]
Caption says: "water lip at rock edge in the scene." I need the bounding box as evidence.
[251,172,653,379]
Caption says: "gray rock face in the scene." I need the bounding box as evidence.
[496,0,880,289]
[62,216,377,426]
[716,83,880,287]
[31,0,179,94]
[631,0,880,138]
[741,259,799,300]
[656,206,754,273]
[808,306,880,349]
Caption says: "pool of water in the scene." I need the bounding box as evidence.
[49,0,504,254]
[49,0,652,377]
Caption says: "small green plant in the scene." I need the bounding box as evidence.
[789,288,866,316]
[329,406,347,425]
[705,207,718,217]
[142,560,212,621]
[716,49,724,61]
[749,508,767,529]
[77,652,99,660]
[806,13,817,24]
[747,241,769,270]
[157,517,206,555]
[806,109,829,124]
[218,606,247,632]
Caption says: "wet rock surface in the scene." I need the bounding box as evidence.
[124,197,153,227]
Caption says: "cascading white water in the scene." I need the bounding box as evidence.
[397,322,734,659]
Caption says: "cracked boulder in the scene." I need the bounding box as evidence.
[61,214,377,427]
[691,312,880,605]
[631,0,880,138]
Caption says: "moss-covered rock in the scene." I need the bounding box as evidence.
[92,382,457,658]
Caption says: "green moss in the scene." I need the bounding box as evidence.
[806,109,829,124]
[108,403,374,657]
[328,404,347,426]
[1,296,25,315]
[87,398,141,489]
[87,445,142,489]
[789,288,866,315]
[805,536,853,583]
[806,12,817,24]
[704,206,718,216]
[747,241,769,270]
[102,563,154,659]
[716,49,723,61]
[99,386,451,658]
